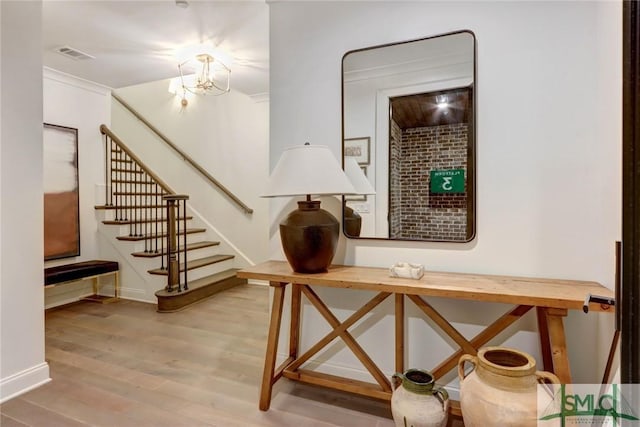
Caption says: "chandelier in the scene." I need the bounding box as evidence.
[170,45,231,106]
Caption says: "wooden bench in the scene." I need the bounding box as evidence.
[45,260,119,303]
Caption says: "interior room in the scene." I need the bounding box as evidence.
[1,1,635,426]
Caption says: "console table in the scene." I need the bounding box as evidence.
[237,261,614,413]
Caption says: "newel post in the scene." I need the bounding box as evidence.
[163,194,189,293]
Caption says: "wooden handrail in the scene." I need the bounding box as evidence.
[100,124,174,194]
[111,93,254,215]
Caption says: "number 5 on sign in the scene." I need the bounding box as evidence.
[430,169,465,193]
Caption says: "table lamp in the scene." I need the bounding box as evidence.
[262,144,356,273]
[343,158,376,237]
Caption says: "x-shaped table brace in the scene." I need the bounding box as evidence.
[260,281,568,412]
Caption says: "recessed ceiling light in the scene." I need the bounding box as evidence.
[175,0,189,8]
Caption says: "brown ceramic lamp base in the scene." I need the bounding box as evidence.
[343,203,362,237]
[280,199,339,273]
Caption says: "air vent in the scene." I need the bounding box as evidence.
[55,46,95,60]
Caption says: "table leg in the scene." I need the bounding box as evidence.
[544,307,572,384]
[259,282,287,411]
[536,307,553,372]
[395,294,404,374]
[290,284,302,359]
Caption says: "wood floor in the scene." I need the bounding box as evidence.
[1,284,401,427]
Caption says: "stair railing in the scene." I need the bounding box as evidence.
[101,124,189,293]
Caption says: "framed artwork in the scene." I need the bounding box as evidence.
[346,166,368,202]
[43,123,80,260]
[344,137,370,165]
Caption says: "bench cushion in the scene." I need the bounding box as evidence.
[44,260,119,286]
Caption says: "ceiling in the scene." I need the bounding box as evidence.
[391,88,470,129]
[42,0,269,96]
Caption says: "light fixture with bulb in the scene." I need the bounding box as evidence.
[169,43,232,106]
[436,94,449,109]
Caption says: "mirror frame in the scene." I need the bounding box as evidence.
[341,30,477,243]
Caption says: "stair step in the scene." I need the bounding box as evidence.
[155,269,246,312]
[95,204,166,210]
[148,254,234,275]
[112,168,144,174]
[131,241,219,258]
[102,216,193,225]
[111,179,157,185]
[116,227,205,241]
[113,192,164,196]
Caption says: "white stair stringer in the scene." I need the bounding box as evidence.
[186,204,254,269]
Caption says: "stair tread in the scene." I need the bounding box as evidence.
[113,192,164,196]
[95,204,166,210]
[102,216,192,225]
[132,241,219,258]
[116,227,205,241]
[148,254,234,275]
[111,180,156,184]
[112,168,144,173]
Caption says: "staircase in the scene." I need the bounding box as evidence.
[95,125,246,312]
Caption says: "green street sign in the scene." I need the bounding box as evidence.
[430,169,465,193]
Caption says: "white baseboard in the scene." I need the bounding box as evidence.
[0,362,51,403]
[118,286,153,303]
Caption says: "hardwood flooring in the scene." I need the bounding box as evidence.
[1,284,402,427]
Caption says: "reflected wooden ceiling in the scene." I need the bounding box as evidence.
[391,88,471,129]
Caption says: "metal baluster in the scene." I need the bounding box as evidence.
[159,184,164,269]
[104,134,110,206]
[127,155,133,236]
[176,198,182,292]
[143,172,149,252]
[117,143,123,221]
[135,163,141,237]
[165,199,173,292]
[182,199,188,290]
[109,138,115,207]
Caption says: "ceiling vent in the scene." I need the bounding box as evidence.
[55,46,95,60]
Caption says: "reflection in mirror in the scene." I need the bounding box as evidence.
[342,30,475,242]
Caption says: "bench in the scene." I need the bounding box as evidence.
[45,260,119,303]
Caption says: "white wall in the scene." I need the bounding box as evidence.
[43,68,112,308]
[111,79,270,272]
[0,0,50,402]
[269,1,621,388]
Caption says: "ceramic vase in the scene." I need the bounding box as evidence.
[391,369,449,427]
[458,347,560,427]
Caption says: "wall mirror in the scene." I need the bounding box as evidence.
[342,30,476,242]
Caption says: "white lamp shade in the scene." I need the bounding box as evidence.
[344,158,376,195]
[262,144,356,197]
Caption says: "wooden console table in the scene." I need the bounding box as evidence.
[238,261,614,413]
